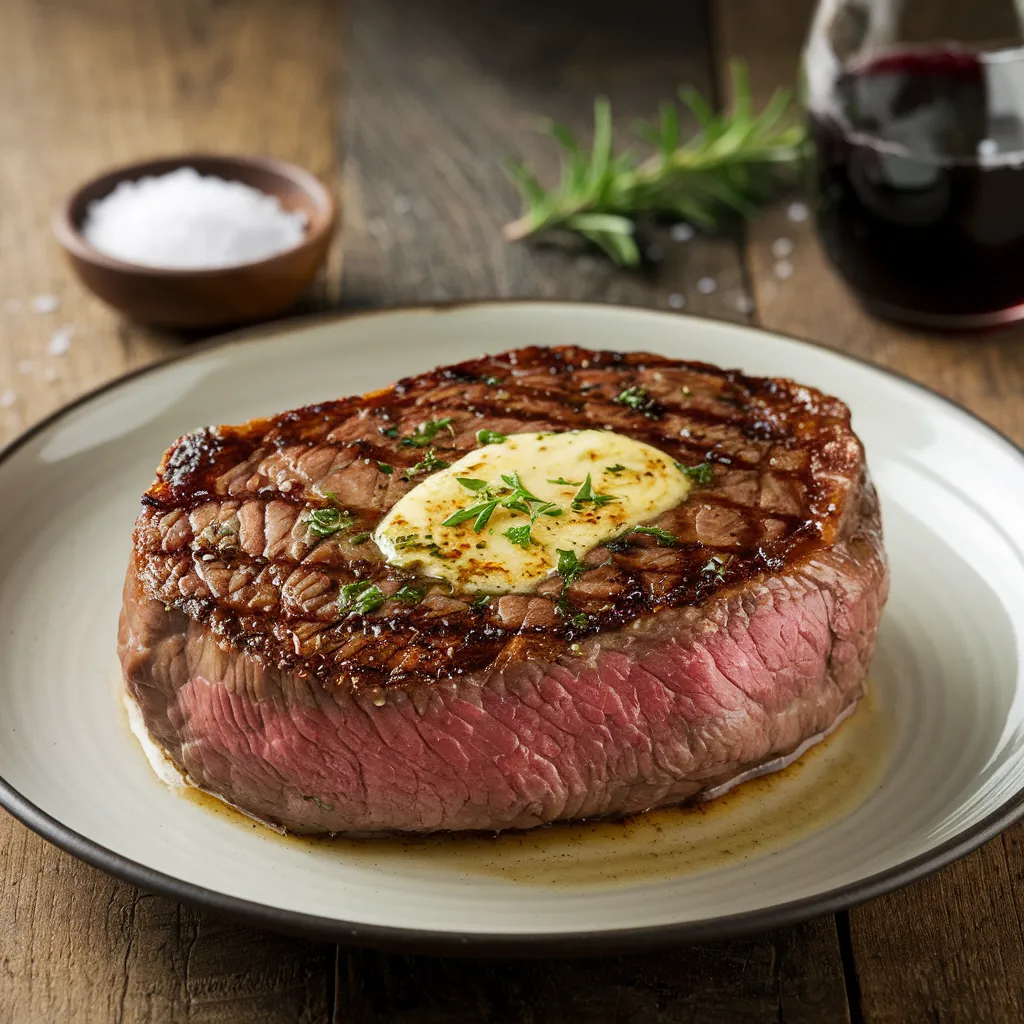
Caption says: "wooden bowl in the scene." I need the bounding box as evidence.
[53,154,337,329]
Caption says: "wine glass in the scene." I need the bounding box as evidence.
[804,0,1024,329]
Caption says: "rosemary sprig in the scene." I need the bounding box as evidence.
[503,61,805,266]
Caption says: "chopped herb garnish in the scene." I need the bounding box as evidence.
[302,795,335,811]
[556,548,584,585]
[377,462,394,474]
[472,594,492,610]
[442,471,561,533]
[411,448,450,474]
[503,524,533,549]
[605,464,627,474]
[484,376,502,386]
[476,429,507,445]
[702,554,731,581]
[350,532,371,545]
[571,473,618,510]
[304,506,354,538]
[381,425,399,438]
[402,417,455,448]
[631,525,678,546]
[394,584,423,604]
[681,385,692,397]
[614,385,658,415]
[548,476,583,487]
[676,461,714,485]
[570,612,590,629]
[456,477,491,492]
[394,534,444,557]
[339,581,386,616]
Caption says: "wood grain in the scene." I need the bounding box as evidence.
[714,2,1024,1020]
[335,1,848,1019]
[0,0,340,1020]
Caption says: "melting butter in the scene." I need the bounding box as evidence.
[374,429,689,593]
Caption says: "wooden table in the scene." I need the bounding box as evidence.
[3,0,1024,1020]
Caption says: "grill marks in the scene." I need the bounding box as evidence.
[133,346,864,688]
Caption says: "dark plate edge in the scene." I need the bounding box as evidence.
[0,300,1022,957]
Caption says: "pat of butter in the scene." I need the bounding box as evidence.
[374,429,689,594]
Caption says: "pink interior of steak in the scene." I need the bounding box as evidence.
[131,346,864,689]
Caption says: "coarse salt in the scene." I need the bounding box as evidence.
[667,292,686,309]
[82,167,308,270]
[670,223,695,243]
[696,276,718,295]
[31,294,58,314]
[0,389,15,408]
[47,325,74,356]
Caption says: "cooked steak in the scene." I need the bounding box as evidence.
[118,345,887,834]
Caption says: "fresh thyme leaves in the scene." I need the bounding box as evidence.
[381,426,399,439]
[476,429,508,445]
[394,534,444,557]
[394,584,423,604]
[402,417,455,448]
[676,460,714,485]
[411,448,450,474]
[377,462,394,474]
[302,795,335,811]
[503,524,533,549]
[503,61,805,266]
[570,612,590,629]
[442,471,562,534]
[304,506,354,538]
[614,385,658,415]
[571,474,618,510]
[556,548,584,585]
[547,476,583,487]
[350,532,371,545]
[605,464,627,474]
[702,554,731,581]
[631,525,678,546]
[472,594,492,610]
[339,581,386,615]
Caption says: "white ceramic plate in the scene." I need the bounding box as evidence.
[2,303,1024,955]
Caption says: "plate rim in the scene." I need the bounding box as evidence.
[2,299,1023,955]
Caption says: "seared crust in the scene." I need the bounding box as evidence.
[131,346,865,691]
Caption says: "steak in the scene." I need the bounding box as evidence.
[118,345,888,834]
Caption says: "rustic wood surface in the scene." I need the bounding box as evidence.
[0,0,1021,1020]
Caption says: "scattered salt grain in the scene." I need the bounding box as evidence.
[735,294,755,314]
[82,166,308,270]
[43,366,58,383]
[771,237,794,259]
[670,223,695,243]
[31,294,58,314]
[775,259,794,280]
[787,201,809,223]
[0,389,14,408]
[47,325,74,356]
[4,298,21,314]
[667,292,686,309]
[17,360,34,375]
[696,276,718,295]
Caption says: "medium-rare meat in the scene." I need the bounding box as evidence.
[118,345,888,834]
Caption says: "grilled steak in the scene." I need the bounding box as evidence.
[118,345,888,834]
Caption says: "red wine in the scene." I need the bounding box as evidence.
[811,48,1024,328]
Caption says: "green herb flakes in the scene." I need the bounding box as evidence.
[402,417,455,448]
[548,476,583,487]
[503,524,533,549]
[570,612,590,629]
[395,585,423,604]
[614,385,658,415]
[339,581,386,616]
[702,554,730,581]
[631,525,678,546]
[411,448,450,474]
[350,533,371,545]
[304,506,354,538]
[676,461,714,485]
[377,462,394,474]
[476,429,508,445]
[605,464,627,474]
[571,474,618,510]
[556,548,584,585]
